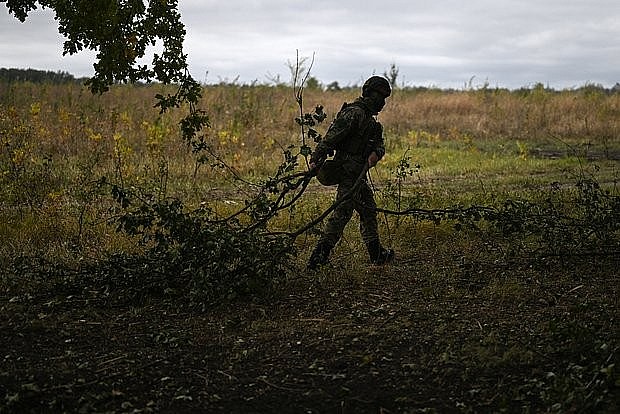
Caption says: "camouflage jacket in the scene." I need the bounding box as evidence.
[311,97,386,169]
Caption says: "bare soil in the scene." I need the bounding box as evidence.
[1,254,619,413]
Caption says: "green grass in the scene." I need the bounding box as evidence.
[1,82,619,412]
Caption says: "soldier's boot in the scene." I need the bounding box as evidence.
[366,239,394,265]
[307,241,333,270]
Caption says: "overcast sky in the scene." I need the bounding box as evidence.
[1,0,619,89]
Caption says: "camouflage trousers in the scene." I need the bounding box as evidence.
[319,175,379,249]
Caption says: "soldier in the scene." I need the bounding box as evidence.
[308,75,394,270]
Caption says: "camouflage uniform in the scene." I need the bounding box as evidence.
[308,76,394,269]
[313,97,384,247]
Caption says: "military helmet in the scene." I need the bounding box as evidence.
[362,76,392,98]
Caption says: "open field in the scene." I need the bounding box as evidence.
[1,82,619,412]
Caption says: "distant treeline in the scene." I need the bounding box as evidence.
[2,67,619,95]
[404,81,620,96]
[0,68,82,84]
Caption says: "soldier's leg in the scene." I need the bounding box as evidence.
[307,182,355,269]
[356,181,379,245]
[322,181,356,247]
[356,182,394,264]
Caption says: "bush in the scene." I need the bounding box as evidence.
[108,192,295,305]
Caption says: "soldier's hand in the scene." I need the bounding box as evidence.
[309,161,318,176]
[368,152,379,168]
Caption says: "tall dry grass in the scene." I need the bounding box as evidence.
[383,87,620,145]
[2,82,619,167]
[1,81,619,263]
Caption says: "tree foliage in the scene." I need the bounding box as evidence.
[3,0,208,136]
[5,0,184,90]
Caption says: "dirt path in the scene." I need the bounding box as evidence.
[1,258,619,413]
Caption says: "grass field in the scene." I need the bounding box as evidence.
[1,81,619,412]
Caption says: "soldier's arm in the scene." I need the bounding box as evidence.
[373,122,386,160]
[311,108,361,165]
[367,122,386,167]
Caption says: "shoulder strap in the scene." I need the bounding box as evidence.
[350,100,375,136]
[337,101,376,156]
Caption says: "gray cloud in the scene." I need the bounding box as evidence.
[1,0,619,89]
[0,7,96,75]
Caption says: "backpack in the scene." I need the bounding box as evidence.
[315,102,376,186]
[316,159,345,186]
